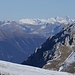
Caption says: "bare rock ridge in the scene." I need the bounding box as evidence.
[22,23,75,73]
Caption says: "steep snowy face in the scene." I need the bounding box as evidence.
[0,60,72,75]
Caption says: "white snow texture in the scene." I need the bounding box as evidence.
[0,60,72,75]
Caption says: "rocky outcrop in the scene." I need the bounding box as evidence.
[22,23,75,73]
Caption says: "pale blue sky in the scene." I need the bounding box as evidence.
[0,0,75,20]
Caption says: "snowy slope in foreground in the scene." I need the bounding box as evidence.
[0,60,72,75]
[19,16,75,25]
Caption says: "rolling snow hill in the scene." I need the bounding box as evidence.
[0,60,72,75]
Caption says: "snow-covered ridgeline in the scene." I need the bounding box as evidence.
[0,16,75,38]
[19,16,75,25]
[0,60,72,75]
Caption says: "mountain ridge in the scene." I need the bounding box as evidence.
[22,23,75,73]
[19,16,75,25]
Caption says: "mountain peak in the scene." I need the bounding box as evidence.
[19,17,75,25]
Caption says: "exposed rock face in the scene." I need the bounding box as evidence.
[64,36,70,46]
[72,32,75,44]
[22,23,75,73]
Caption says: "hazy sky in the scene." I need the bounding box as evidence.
[0,0,75,20]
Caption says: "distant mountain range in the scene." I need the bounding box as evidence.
[0,16,75,37]
[19,16,75,25]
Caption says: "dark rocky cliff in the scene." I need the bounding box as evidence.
[22,23,75,73]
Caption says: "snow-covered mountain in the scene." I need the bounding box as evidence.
[22,23,75,73]
[19,16,75,25]
[0,60,72,75]
[0,16,75,37]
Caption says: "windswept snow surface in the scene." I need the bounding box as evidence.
[0,60,72,75]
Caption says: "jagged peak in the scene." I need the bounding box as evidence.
[19,16,75,25]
